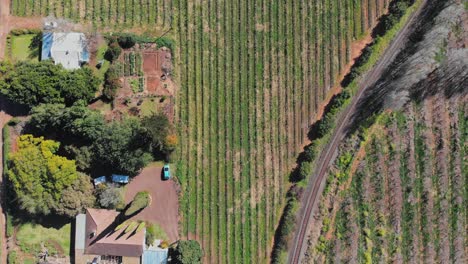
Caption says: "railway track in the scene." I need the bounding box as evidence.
[288,1,428,263]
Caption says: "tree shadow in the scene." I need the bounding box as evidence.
[28,32,42,61]
[0,95,29,116]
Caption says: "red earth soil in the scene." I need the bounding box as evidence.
[124,166,180,243]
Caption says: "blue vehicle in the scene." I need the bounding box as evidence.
[163,165,171,180]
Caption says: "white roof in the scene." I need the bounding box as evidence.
[50,32,88,70]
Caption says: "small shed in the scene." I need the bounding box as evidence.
[112,174,130,184]
[93,176,107,186]
[143,240,168,264]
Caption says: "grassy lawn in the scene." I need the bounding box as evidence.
[148,222,169,241]
[95,43,110,78]
[140,98,159,117]
[10,34,39,61]
[16,223,71,257]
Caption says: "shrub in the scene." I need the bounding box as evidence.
[98,184,124,209]
[271,197,298,263]
[145,222,169,246]
[156,37,175,52]
[303,142,318,162]
[125,191,151,216]
[102,64,122,101]
[105,41,122,62]
[7,251,17,264]
[6,214,14,237]
[318,114,333,137]
[118,34,136,49]
[9,28,39,36]
[298,161,313,181]
[173,240,203,264]
[7,118,19,126]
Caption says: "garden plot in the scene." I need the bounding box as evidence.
[104,45,175,120]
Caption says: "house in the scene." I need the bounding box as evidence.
[75,209,168,264]
[41,32,89,70]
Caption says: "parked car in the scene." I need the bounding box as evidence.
[163,164,171,180]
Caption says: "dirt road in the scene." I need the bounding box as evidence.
[288,1,429,263]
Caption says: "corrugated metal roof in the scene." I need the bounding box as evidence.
[75,214,86,250]
[143,249,168,264]
[112,174,130,184]
[94,176,107,185]
[42,32,89,70]
[41,32,53,60]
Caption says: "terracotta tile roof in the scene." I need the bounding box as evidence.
[85,209,145,257]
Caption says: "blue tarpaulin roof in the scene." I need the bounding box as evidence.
[112,174,130,184]
[93,176,107,185]
[41,32,53,60]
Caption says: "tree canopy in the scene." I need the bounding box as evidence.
[92,117,153,175]
[97,184,124,209]
[118,34,136,49]
[173,240,204,264]
[0,61,99,107]
[28,103,105,144]
[105,40,122,62]
[56,173,96,217]
[8,135,78,215]
[141,113,177,156]
[27,107,154,175]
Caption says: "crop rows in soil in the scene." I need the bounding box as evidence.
[174,0,389,263]
[311,94,466,263]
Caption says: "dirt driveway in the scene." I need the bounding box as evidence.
[124,165,179,242]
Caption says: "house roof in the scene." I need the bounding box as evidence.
[85,209,145,257]
[75,214,86,250]
[42,32,89,70]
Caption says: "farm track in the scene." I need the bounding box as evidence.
[289,1,428,263]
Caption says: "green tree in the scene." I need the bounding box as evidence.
[125,191,151,216]
[298,161,313,181]
[56,173,95,217]
[0,61,99,107]
[173,240,203,264]
[8,135,78,215]
[60,67,101,105]
[98,184,124,209]
[92,118,153,175]
[105,40,122,62]
[141,113,176,155]
[155,36,175,51]
[118,34,136,49]
[28,103,105,144]
[102,64,122,101]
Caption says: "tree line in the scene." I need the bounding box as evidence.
[0,60,176,218]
